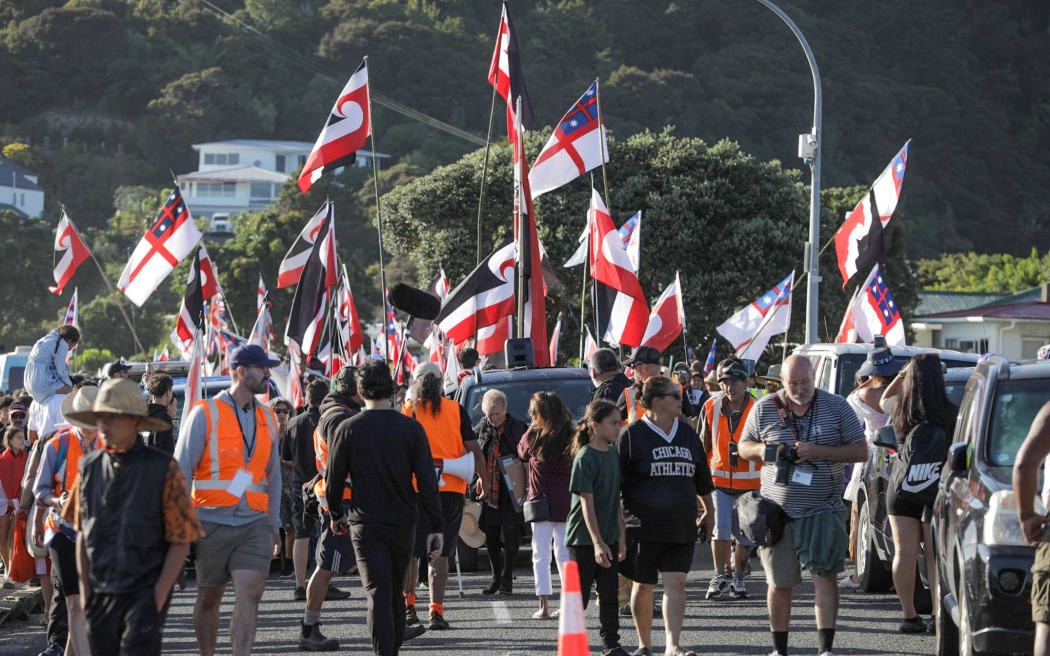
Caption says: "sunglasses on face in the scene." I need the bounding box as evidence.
[274,408,291,415]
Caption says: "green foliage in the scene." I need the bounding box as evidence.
[917,249,1050,293]
[0,211,68,349]
[74,347,114,375]
[1,142,44,170]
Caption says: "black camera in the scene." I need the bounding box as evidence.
[728,441,739,467]
[764,443,799,485]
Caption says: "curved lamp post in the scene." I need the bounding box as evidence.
[755,0,822,344]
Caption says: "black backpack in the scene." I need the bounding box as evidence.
[738,491,791,547]
[891,423,948,507]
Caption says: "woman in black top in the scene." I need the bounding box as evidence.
[883,354,956,633]
[474,390,527,595]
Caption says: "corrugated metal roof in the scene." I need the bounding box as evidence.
[975,287,1041,307]
[0,156,42,191]
[915,290,1002,315]
[918,301,1050,321]
[176,165,289,183]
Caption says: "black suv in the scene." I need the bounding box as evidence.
[933,356,1050,656]
[853,366,972,607]
[453,366,595,569]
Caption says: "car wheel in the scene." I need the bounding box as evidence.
[855,496,892,593]
[457,538,479,572]
[958,581,987,656]
[936,591,959,656]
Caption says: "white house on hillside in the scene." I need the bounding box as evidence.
[176,139,390,222]
[0,155,45,218]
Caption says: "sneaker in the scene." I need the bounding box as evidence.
[818,652,835,656]
[37,644,65,656]
[405,606,419,626]
[294,586,307,601]
[403,624,426,641]
[619,602,632,617]
[899,615,926,633]
[604,648,631,656]
[428,612,450,630]
[927,616,936,634]
[630,649,652,656]
[299,623,339,651]
[481,580,500,595]
[705,575,729,600]
[729,577,748,599]
[324,585,351,601]
[767,653,786,656]
[652,603,661,618]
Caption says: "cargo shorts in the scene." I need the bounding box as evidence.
[1032,538,1050,624]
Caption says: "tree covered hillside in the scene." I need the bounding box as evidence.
[1,0,1047,257]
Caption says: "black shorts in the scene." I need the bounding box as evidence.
[291,485,316,539]
[619,530,695,585]
[414,492,463,559]
[316,509,356,574]
[886,487,932,522]
[48,531,79,597]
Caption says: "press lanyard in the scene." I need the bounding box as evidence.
[790,394,817,444]
[232,397,257,458]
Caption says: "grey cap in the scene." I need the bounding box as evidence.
[590,348,620,374]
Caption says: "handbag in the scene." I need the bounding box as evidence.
[523,493,550,523]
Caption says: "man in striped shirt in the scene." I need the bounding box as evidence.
[739,355,866,656]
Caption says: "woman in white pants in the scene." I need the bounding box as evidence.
[517,391,574,618]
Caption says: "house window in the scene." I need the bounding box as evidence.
[945,337,989,354]
[204,153,239,166]
[250,183,272,198]
[20,193,25,206]
[1022,337,1049,360]
[198,182,237,197]
[275,155,285,172]
[298,155,306,167]
[204,153,215,165]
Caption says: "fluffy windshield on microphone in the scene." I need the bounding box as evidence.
[389,283,441,321]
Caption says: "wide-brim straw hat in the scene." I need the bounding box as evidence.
[459,500,486,549]
[59,386,101,430]
[64,378,171,432]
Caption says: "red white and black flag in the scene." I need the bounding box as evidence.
[171,249,206,355]
[513,100,550,366]
[436,239,516,344]
[589,188,649,347]
[298,59,370,193]
[277,202,332,288]
[197,244,222,301]
[284,207,337,359]
[488,2,533,143]
[49,210,92,295]
[119,187,202,306]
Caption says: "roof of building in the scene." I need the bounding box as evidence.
[176,165,290,183]
[915,301,1050,321]
[0,202,29,218]
[190,139,389,158]
[975,286,1042,307]
[915,290,1004,315]
[0,156,43,191]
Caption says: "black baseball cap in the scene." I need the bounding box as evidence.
[103,361,132,377]
[716,359,749,382]
[625,345,662,366]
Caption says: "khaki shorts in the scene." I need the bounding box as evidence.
[1032,541,1050,624]
[757,514,847,589]
[195,519,273,588]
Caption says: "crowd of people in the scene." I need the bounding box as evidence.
[4,322,1050,656]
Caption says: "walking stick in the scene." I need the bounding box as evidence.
[454,543,465,597]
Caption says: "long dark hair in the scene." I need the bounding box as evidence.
[527,391,573,462]
[572,400,620,457]
[891,354,958,435]
[411,372,444,416]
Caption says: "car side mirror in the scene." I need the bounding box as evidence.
[873,425,898,450]
[949,442,968,475]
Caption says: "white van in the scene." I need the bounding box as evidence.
[209,213,234,234]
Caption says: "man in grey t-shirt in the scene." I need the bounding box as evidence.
[738,355,866,656]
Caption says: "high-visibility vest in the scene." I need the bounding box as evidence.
[705,395,761,490]
[403,397,468,494]
[313,406,353,509]
[623,383,686,425]
[191,398,275,513]
[43,427,100,536]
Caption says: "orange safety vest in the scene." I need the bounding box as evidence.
[43,427,100,535]
[704,394,761,490]
[191,398,275,513]
[403,397,468,494]
[623,383,686,425]
[313,407,353,509]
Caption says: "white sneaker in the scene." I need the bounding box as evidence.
[768,652,786,656]
[729,577,747,599]
[705,574,728,600]
[818,652,835,656]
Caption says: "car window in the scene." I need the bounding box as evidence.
[817,357,834,393]
[462,378,595,425]
[943,380,968,407]
[836,355,863,397]
[985,379,1050,466]
[952,376,982,445]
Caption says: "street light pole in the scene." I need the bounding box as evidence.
[754,0,822,344]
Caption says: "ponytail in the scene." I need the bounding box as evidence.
[571,399,620,457]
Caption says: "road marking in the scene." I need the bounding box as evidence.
[490,600,513,624]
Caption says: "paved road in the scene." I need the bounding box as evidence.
[2,547,939,655]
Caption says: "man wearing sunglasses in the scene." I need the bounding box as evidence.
[619,376,715,656]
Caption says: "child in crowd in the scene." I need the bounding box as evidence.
[565,400,629,656]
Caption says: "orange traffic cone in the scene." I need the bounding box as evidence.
[557,560,589,655]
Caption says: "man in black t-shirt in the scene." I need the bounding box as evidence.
[590,348,631,407]
[619,376,714,656]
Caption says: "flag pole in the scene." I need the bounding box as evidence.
[476,82,499,266]
[579,173,596,363]
[594,79,613,220]
[679,271,690,368]
[781,272,796,363]
[364,56,390,364]
[514,96,526,339]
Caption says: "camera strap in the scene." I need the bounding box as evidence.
[771,392,798,442]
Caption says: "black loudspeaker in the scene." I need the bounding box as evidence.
[505,338,534,368]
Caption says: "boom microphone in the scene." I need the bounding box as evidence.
[389,283,441,321]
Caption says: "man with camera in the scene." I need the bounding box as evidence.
[738,355,866,656]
